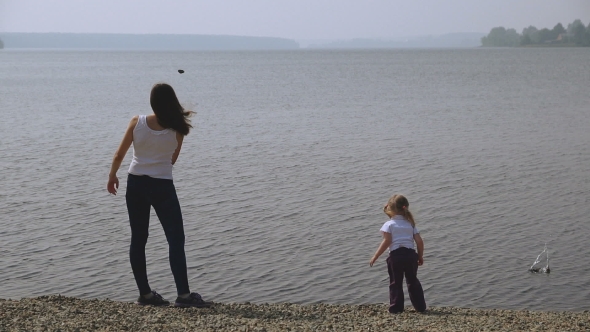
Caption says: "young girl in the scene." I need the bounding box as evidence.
[107,83,211,308]
[369,194,426,313]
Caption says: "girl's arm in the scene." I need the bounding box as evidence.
[370,231,392,267]
[107,116,138,195]
[171,132,184,165]
[414,233,424,266]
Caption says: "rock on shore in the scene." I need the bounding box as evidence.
[1,295,589,331]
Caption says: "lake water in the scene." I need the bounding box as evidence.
[1,48,589,311]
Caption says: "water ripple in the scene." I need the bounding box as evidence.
[1,49,589,310]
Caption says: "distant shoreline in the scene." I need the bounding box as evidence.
[1,296,589,331]
[521,43,579,47]
[478,44,582,48]
[478,43,588,48]
[0,32,490,50]
[0,32,300,51]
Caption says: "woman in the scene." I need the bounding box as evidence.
[107,83,210,308]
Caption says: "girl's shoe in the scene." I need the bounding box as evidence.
[174,292,212,308]
[135,290,170,306]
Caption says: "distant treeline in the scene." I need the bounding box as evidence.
[481,19,590,47]
[0,38,4,49]
[0,33,299,50]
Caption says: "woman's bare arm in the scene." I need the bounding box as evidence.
[107,116,138,195]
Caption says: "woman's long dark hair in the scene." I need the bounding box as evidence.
[150,83,193,136]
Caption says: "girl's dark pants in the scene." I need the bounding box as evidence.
[125,174,190,296]
[386,247,426,313]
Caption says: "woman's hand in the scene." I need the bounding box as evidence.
[369,255,378,267]
[107,176,119,195]
[418,256,424,266]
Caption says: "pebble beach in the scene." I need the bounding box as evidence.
[1,296,589,332]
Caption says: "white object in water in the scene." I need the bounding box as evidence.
[529,243,550,273]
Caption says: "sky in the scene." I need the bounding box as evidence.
[0,0,588,40]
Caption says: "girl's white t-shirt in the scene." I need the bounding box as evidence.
[128,115,178,180]
[380,215,419,251]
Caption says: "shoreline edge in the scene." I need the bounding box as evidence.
[1,295,589,331]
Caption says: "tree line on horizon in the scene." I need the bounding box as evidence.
[481,19,590,47]
[0,38,4,49]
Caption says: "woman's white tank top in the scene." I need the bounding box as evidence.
[128,115,178,180]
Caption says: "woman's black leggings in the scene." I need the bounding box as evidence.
[125,174,190,296]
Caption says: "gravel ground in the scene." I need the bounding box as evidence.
[1,296,589,331]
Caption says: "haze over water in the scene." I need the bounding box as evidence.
[1,48,589,311]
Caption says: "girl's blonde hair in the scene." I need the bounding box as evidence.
[383,194,416,227]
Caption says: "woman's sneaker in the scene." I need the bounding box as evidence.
[174,292,212,308]
[135,290,170,306]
